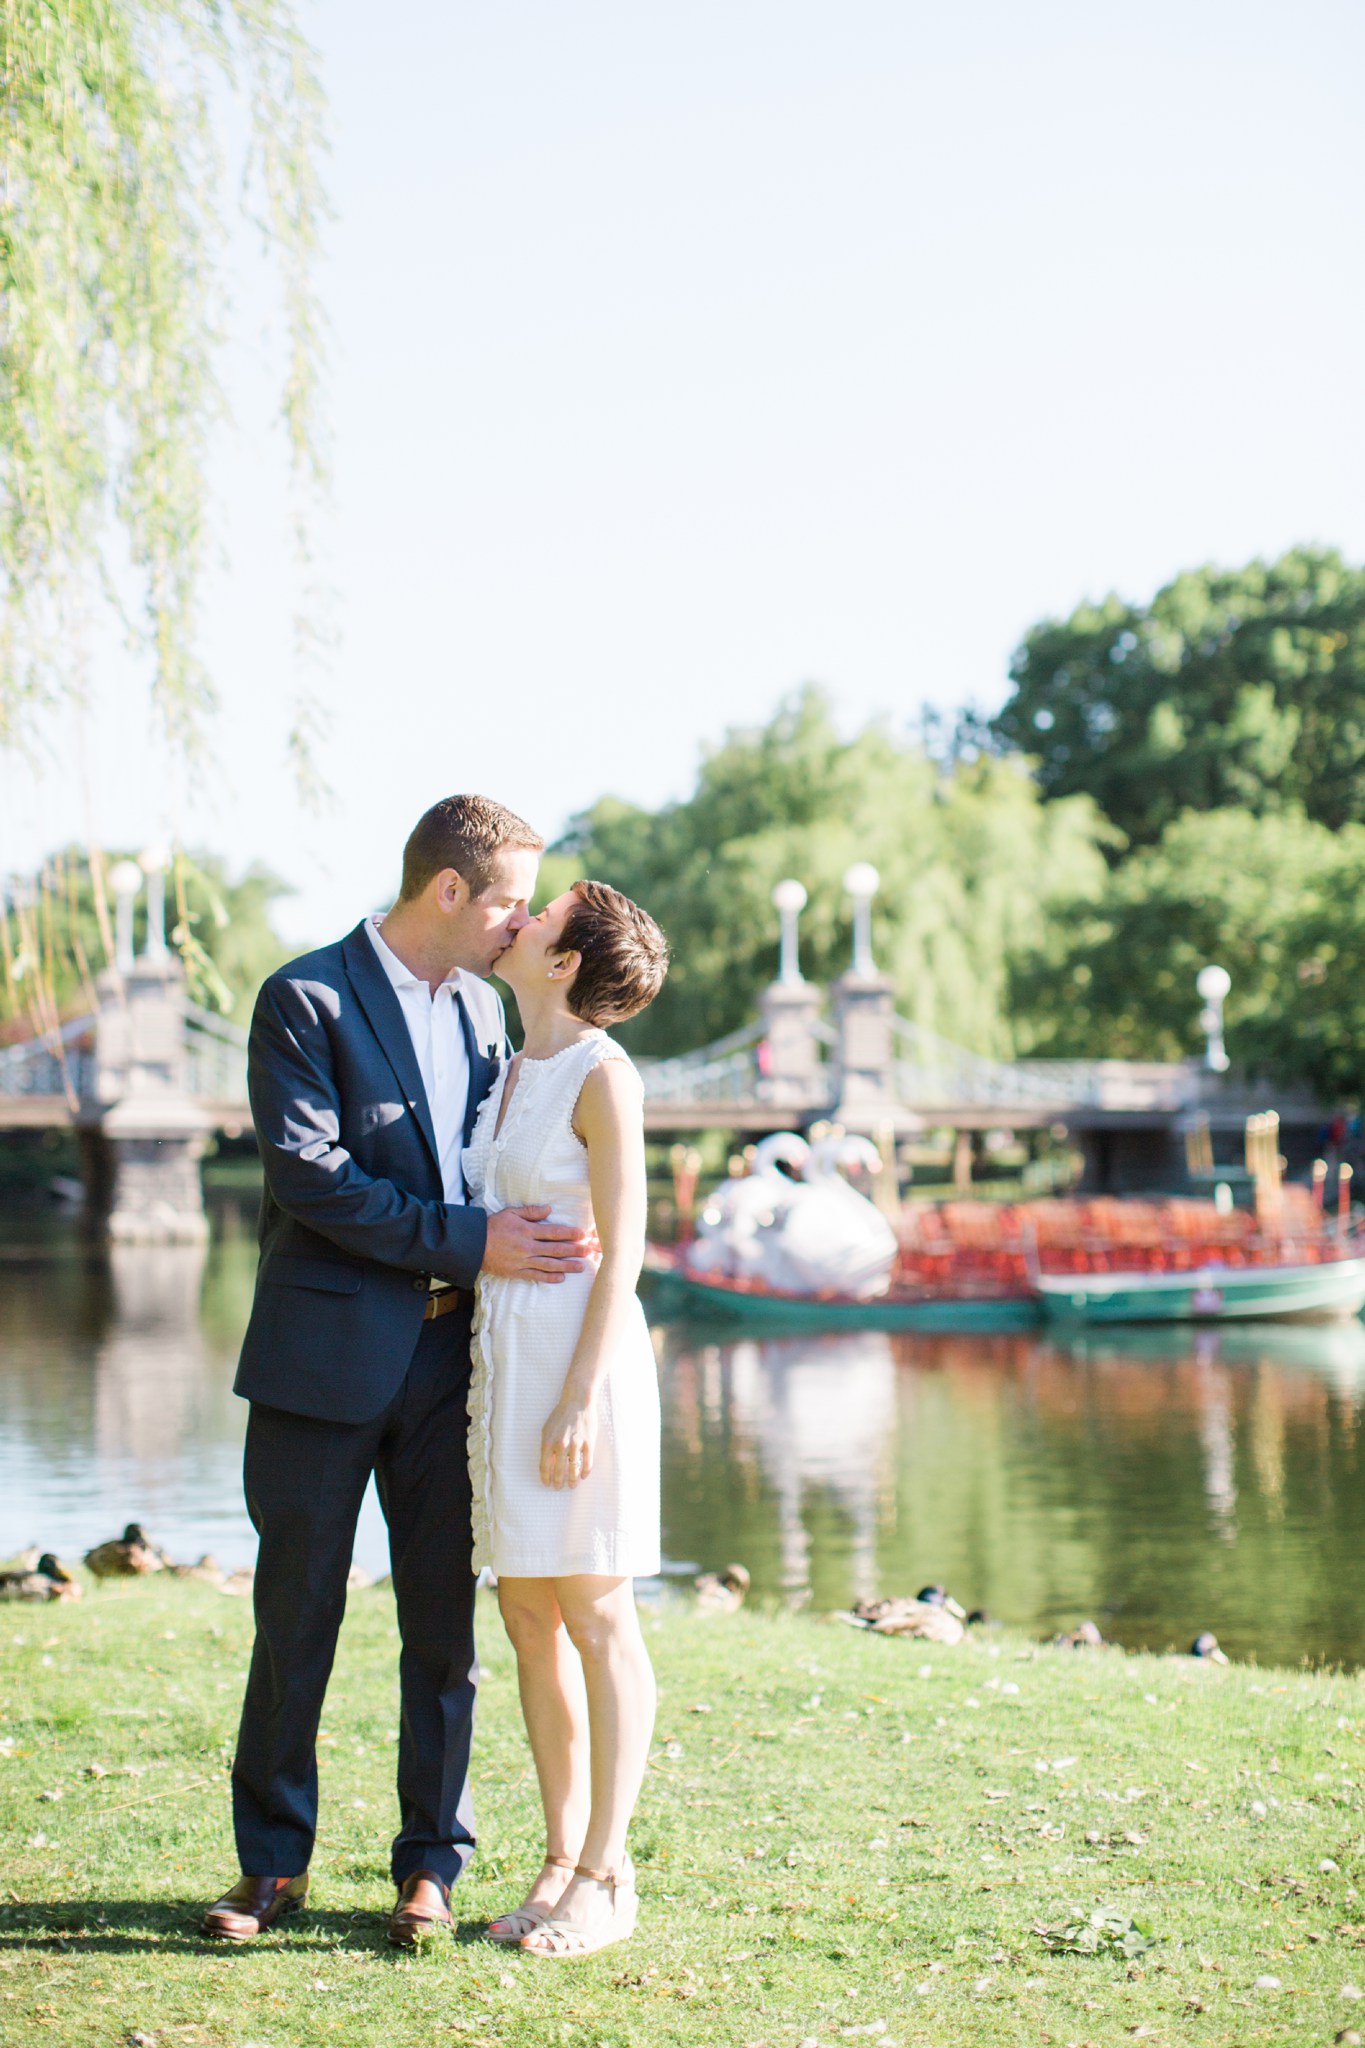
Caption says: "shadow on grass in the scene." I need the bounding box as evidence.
[0,1899,417,1955]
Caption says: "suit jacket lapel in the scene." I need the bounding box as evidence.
[457,989,500,1150]
[341,922,442,1177]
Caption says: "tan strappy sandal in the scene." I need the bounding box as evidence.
[519,1856,638,1959]
[486,1854,577,1944]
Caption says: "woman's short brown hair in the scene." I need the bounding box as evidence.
[557,880,669,1026]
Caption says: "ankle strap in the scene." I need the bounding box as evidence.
[574,1862,618,1885]
[544,1853,577,1870]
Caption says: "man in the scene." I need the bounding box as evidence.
[202,795,592,1947]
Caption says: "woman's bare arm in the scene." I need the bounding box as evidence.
[539,1058,648,1489]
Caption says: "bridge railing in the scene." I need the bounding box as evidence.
[183,1003,250,1104]
[891,1021,1223,1116]
[636,1012,1208,1119]
[638,1019,765,1105]
[892,1017,1077,1111]
[0,1013,97,1103]
[1010,1058,1199,1113]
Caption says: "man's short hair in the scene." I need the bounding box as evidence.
[559,880,669,1026]
[399,795,544,902]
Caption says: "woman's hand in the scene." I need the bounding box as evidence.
[540,1395,599,1489]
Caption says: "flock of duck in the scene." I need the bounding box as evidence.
[2,1535,1231,1664]
[698,1567,1232,1662]
[838,1585,1232,1662]
[0,1524,256,1600]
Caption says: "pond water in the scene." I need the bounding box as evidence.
[2,1194,1364,1669]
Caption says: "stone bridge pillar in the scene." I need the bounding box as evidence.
[755,879,829,1113]
[758,977,825,1103]
[830,864,899,1132]
[78,870,210,1242]
[832,968,897,1127]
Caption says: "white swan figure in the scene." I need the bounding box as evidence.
[686,1133,811,1280]
[753,1135,899,1299]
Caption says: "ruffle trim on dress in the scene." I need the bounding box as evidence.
[466,1286,496,1574]
[518,1031,606,1067]
[461,1063,507,1207]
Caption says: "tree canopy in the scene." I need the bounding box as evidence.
[988,548,1365,848]
[553,687,1111,1060]
[0,0,327,769]
[1007,806,1365,1090]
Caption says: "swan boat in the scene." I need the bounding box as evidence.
[652,1137,1365,1331]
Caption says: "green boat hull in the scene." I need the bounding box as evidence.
[644,1252,1365,1334]
[644,1265,1043,1334]
[1036,1257,1365,1327]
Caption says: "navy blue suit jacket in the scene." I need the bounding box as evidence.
[234,921,507,1423]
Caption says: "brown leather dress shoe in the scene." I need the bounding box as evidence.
[201,1872,309,1941]
[388,1869,453,1947]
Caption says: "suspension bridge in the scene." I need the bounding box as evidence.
[0,865,1320,1236]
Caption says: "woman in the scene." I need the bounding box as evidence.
[464,878,668,1958]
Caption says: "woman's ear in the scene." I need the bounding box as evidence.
[547,948,582,983]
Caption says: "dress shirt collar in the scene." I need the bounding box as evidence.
[365,915,463,997]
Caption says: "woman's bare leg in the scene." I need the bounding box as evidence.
[522,1574,656,1947]
[491,1577,591,1931]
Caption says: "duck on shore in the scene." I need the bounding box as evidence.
[167,1554,224,1584]
[695,1564,750,1614]
[1054,1619,1109,1649]
[84,1524,168,1579]
[1190,1630,1230,1664]
[0,1554,81,1602]
[837,1584,969,1645]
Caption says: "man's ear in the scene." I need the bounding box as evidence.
[435,867,471,915]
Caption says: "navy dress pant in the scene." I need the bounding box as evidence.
[231,1303,477,1888]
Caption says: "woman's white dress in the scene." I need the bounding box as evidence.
[464,1030,661,1578]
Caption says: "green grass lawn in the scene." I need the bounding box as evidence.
[2,1581,1364,2048]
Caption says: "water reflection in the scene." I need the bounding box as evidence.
[658,1316,1365,1667]
[0,1220,259,1569]
[676,1333,896,1603]
[95,1245,210,1465]
[1,1209,1364,1666]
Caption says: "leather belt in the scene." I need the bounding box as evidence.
[423,1287,471,1323]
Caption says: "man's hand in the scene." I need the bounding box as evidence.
[482,1205,594,1283]
[540,1394,598,1489]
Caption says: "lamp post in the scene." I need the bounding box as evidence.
[843,862,880,976]
[772,879,808,986]
[1197,964,1231,1074]
[110,860,143,975]
[138,846,170,966]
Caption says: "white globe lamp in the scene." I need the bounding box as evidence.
[1196,964,1231,1073]
[843,863,880,976]
[772,879,808,985]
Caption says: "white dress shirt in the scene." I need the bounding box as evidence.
[365,916,470,1206]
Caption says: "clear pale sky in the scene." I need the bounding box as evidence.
[6,0,1364,943]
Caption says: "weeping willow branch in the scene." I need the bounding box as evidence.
[0,0,329,778]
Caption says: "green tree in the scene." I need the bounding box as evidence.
[0,0,327,771]
[1246,849,1365,1101]
[988,548,1365,846]
[556,687,1111,1059]
[1009,805,1365,1093]
[1,846,292,1036]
